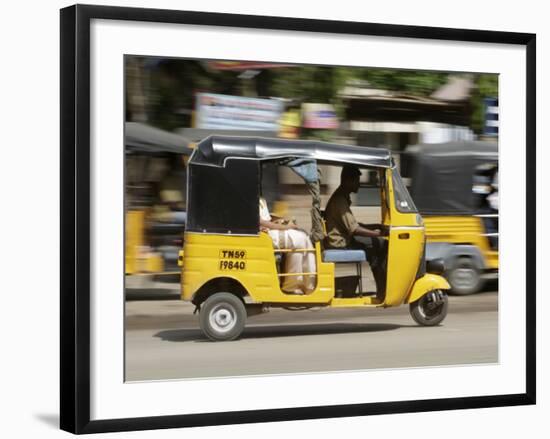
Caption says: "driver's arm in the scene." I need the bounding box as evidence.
[341,206,381,238]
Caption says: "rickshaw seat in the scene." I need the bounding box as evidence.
[322,249,366,295]
[322,249,366,263]
[319,212,366,294]
[319,211,366,263]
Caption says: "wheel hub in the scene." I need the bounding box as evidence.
[450,267,477,289]
[209,305,236,333]
[419,291,445,318]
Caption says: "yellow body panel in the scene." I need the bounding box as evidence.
[406,274,451,304]
[125,209,167,274]
[385,229,424,306]
[144,253,164,273]
[125,210,145,274]
[383,169,426,306]
[330,296,381,307]
[484,250,499,270]
[424,216,499,269]
[182,232,335,304]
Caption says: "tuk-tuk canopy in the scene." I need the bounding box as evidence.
[186,136,392,236]
[190,136,393,168]
[402,141,498,215]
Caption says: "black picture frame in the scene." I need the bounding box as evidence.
[60,4,536,434]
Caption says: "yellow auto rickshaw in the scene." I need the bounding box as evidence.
[180,136,450,341]
[402,141,498,295]
[125,122,192,280]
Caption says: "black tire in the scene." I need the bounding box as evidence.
[447,257,485,295]
[199,293,246,341]
[410,290,449,326]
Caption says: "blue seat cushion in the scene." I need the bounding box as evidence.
[322,249,366,263]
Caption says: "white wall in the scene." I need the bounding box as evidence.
[1,1,546,438]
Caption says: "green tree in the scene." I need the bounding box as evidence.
[269,66,348,103]
[358,68,449,96]
[146,59,243,131]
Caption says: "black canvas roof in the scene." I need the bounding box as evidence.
[190,136,393,168]
[402,141,498,215]
[404,140,498,158]
[125,122,193,155]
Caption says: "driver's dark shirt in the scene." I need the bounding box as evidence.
[324,186,359,248]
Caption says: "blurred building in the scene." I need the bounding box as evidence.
[340,76,475,150]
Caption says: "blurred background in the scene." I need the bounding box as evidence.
[124,56,498,295]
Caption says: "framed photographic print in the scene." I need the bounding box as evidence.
[60,4,536,434]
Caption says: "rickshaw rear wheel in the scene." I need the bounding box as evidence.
[410,290,448,326]
[199,293,246,341]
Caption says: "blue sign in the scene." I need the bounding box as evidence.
[483,97,499,136]
[195,93,284,131]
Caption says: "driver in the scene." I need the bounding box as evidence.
[324,165,385,292]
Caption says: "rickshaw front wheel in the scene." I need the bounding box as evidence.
[199,293,247,341]
[409,290,449,326]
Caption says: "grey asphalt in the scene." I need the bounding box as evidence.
[125,289,498,381]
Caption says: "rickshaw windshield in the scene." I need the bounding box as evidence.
[392,169,418,213]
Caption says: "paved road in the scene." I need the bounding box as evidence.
[125,288,498,381]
